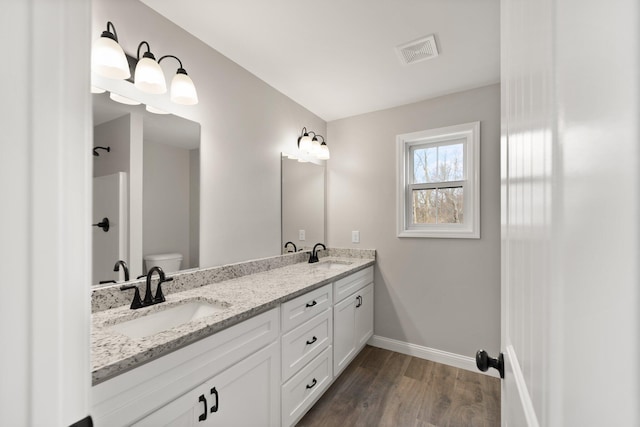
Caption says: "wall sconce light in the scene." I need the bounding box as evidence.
[158,55,199,105]
[134,41,167,94]
[297,127,330,161]
[92,21,199,106]
[91,22,131,80]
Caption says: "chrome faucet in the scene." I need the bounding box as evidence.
[284,241,297,253]
[308,243,326,263]
[113,260,130,282]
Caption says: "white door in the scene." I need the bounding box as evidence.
[92,172,128,284]
[1,1,92,425]
[499,0,640,425]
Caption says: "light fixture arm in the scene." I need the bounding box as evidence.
[102,21,120,42]
[159,55,190,76]
[137,41,156,60]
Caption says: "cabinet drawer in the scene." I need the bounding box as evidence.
[282,346,333,427]
[334,266,373,303]
[282,308,332,381]
[281,283,332,332]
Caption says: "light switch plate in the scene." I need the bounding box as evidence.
[299,230,306,241]
[352,230,360,243]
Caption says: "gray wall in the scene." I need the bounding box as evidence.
[93,114,131,177]
[142,140,194,270]
[327,84,501,357]
[93,0,325,267]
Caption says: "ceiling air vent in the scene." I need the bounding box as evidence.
[396,35,439,65]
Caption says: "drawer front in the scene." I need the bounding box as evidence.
[281,283,332,332]
[282,346,333,427]
[282,308,332,381]
[334,266,373,303]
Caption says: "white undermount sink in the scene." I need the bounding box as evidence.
[108,301,229,339]
[313,260,353,270]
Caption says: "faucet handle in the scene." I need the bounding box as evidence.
[120,284,143,309]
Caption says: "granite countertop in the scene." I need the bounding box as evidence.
[91,256,374,385]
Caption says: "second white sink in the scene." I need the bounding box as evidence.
[108,300,229,339]
[313,260,353,270]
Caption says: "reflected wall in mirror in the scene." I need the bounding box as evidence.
[281,155,325,254]
[92,92,200,285]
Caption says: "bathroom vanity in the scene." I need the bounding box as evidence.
[91,250,375,426]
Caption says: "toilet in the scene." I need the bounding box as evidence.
[144,253,183,274]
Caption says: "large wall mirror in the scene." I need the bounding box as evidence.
[92,93,200,285]
[281,156,326,254]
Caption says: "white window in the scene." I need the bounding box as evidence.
[396,121,480,239]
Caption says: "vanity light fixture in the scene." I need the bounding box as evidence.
[134,41,167,94]
[297,127,330,161]
[158,55,199,105]
[91,21,199,108]
[92,22,131,80]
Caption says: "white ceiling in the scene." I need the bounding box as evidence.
[140,0,500,122]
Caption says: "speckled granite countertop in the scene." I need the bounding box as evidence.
[91,255,374,385]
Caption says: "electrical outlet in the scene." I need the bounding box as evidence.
[352,230,360,244]
[299,229,306,241]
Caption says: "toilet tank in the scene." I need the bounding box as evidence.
[144,253,183,274]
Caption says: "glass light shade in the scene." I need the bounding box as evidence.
[92,36,131,80]
[170,73,199,105]
[91,86,106,94]
[310,137,322,156]
[299,135,312,154]
[134,57,167,94]
[109,92,141,105]
[318,143,330,160]
[146,105,170,115]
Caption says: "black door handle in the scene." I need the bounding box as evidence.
[306,378,317,389]
[198,394,207,421]
[210,387,219,413]
[475,349,504,379]
[92,217,110,232]
[355,295,362,308]
[306,300,317,308]
[306,336,317,345]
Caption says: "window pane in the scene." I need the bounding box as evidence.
[437,143,464,182]
[413,147,437,184]
[412,189,436,224]
[437,187,464,224]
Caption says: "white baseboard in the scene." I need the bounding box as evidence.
[367,335,500,378]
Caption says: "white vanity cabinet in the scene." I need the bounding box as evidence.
[92,308,280,427]
[135,341,280,427]
[333,267,374,376]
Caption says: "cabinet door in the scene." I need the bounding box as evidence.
[354,283,374,349]
[206,341,280,427]
[333,294,357,376]
[135,341,280,427]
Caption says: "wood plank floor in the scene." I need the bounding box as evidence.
[297,346,500,427]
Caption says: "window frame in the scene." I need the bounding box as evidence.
[396,121,480,239]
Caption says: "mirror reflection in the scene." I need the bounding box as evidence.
[281,155,325,253]
[92,93,200,285]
